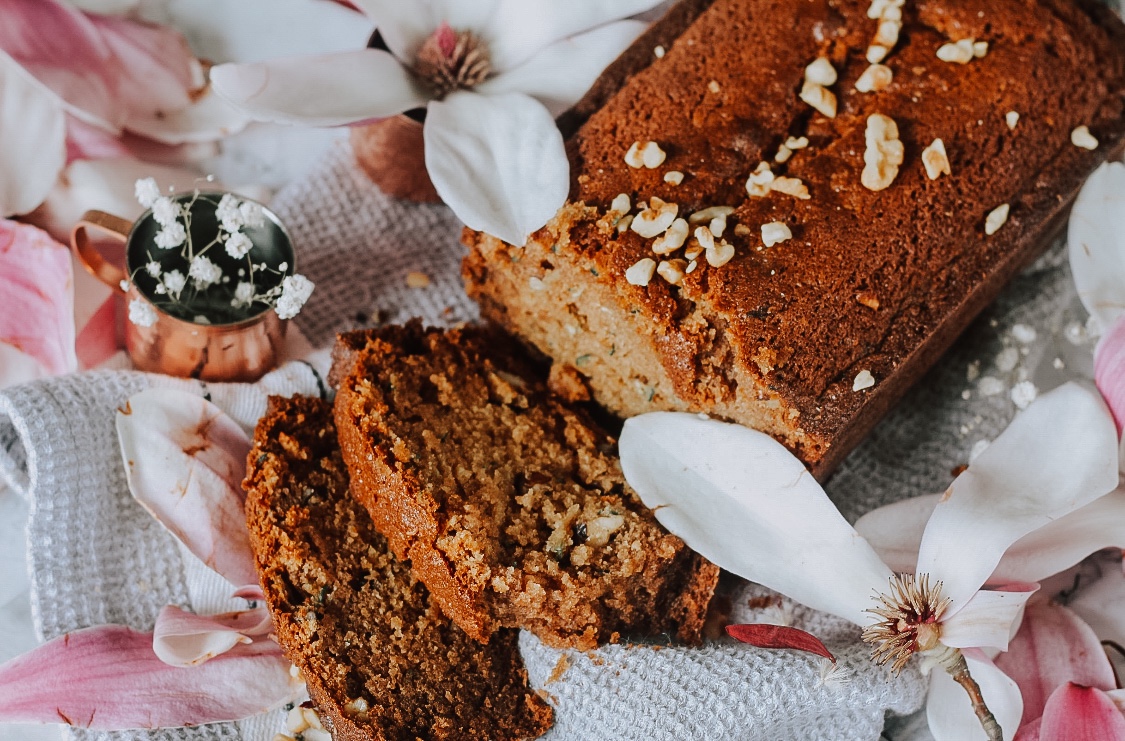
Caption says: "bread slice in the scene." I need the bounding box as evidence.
[243,395,553,741]
[332,322,719,650]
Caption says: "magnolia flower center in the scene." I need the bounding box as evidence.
[861,573,952,673]
[413,22,492,99]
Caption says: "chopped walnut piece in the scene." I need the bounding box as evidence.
[774,145,793,163]
[734,223,753,237]
[771,176,811,200]
[654,45,665,58]
[706,241,736,267]
[800,80,837,118]
[688,206,735,224]
[625,140,667,169]
[985,204,1010,235]
[693,225,716,251]
[617,214,634,233]
[611,193,632,214]
[922,139,952,180]
[1071,125,1099,151]
[937,39,977,64]
[856,292,881,310]
[761,221,793,247]
[1006,111,1020,130]
[625,258,657,286]
[805,57,838,86]
[709,214,728,238]
[868,0,904,19]
[657,259,688,285]
[853,370,876,391]
[855,64,893,92]
[708,80,721,93]
[785,136,810,150]
[973,41,989,58]
[684,243,704,261]
[874,19,901,48]
[652,218,690,254]
[867,45,889,64]
[585,514,625,547]
[630,197,679,238]
[664,170,685,185]
[686,259,699,274]
[862,113,905,191]
[745,161,776,197]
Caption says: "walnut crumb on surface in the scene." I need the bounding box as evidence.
[985,203,1010,235]
[664,170,684,185]
[652,218,690,254]
[630,197,678,238]
[771,176,811,200]
[862,113,904,191]
[853,370,876,391]
[785,136,810,150]
[855,63,893,92]
[1071,125,1099,150]
[937,39,978,64]
[745,161,775,197]
[922,139,951,180]
[868,0,904,19]
[857,292,880,310]
[705,241,735,267]
[611,193,631,214]
[800,80,837,118]
[708,80,721,93]
[689,206,735,224]
[625,140,667,169]
[867,45,889,64]
[761,222,793,247]
[625,258,657,286]
[654,45,665,58]
[657,259,688,285]
[805,57,838,86]
[1006,111,1020,130]
[774,144,793,163]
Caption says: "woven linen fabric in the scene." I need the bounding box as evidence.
[0,141,1106,741]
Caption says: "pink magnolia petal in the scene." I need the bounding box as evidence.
[1013,717,1041,741]
[0,343,48,389]
[115,389,259,590]
[1107,689,1125,715]
[153,605,273,667]
[353,0,500,61]
[1067,560,1125,661]
[927,650,1024,741]
[478,20,648,116]
[0,51,67,217]
[917,383,1119,614]
[726,624,836,662]
[232,585,267,602]
[65,116,131,163]
[0,625,298,729]
[209,49,427,127]
[1039,684,1125,741]
[123,89,252,146]
[1069,162,1125,331]
[0,220,77,376]
[619,413,891,627]
[994,601,1116,727]
[1095,314,1125,437]
[941,585,1038,652]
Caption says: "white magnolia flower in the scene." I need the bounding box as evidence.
[128,298,158,327]
[274,274,313,320]
[162,269,187,298]
[134,178,162,209]
[154,222,187,250]
[224,232,253,259]
[151,197,181,228]
[188,255,222,289]
[619,382,1121,741]
[210,0,664,246]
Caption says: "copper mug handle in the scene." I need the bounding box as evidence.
[71,210,134,292]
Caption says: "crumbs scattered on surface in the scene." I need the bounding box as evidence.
[853,370,876,391]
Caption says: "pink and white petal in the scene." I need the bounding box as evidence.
[990,490,1125,585]
[619,412,892,627]
[67,0,139,12]
[0,52,67,217]
[0,220,77,376]
[0,625,299,729]
[232,584,267,602]
[917,383,1119,614]
[153,605,272,667]
[1067,560,1125,656]
[942,585,1038,652]
[994,601,1116,726]
[0,344,47,390]
[484,0,666,72]
[209,49,427,127]
[124,89,252,146]
[1069,162,1125,331]
[425,91,568,247]
[1107,689,1125,715]
[854,494,938,575]
[927,650,1024,741]
[351,0,500,61]
[75,293,119,370]
[477,21,648,117]
[1094,315,1125,438]
[115,389,258,590]
[1013,717,1041,741]
[1038,684,1125,741]
[66,116,131,163]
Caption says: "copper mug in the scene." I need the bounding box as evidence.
[70,193,294,383]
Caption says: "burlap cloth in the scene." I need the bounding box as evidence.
[1,139,1111,741]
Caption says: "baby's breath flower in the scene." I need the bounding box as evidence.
[119,279,131,292]
[278,262,288,272]
[128,299,158,327]
[238,201,266,229]
[145,261,162,277]
[274,274,314,319]
[216,194,243,232]
[225,232,253,259]
[151,197,181,228]
[162,269,186,297]
[134,178,161,209]
[188,255,223,289]
[154,222,187,249]
[231,281,255,308]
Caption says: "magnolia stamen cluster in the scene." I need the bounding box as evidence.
[413,23,492,99]
[862,573,952,673]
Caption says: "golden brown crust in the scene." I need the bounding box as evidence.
[244,395,553,741]
[464,0,1125,477]
[332,322,719,650]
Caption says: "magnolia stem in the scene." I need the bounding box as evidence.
[933,645,1003,741]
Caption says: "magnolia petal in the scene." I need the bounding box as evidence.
[994,601,1116,727]
[124,89,252,146]
[478,21,648,116]
[1095,315,1125,438]
[619,413,891,626]
[65,115,131,163]
[0,625,298,729]
[209,49,427,127]
[153,605,273,667]
[941,585,1038,652]
[725,624,836,662]
[0,220,77,376]
[425,91,568,247]
[0,343,47,389]
[854,494,938,575]
[1107,689,1125,715]
[0,52,67,217]
[927,650,1024,741]
[1069,162,1125,330]
[917,383,1119,613]
[1067,560,1125,656]
[1013,717,1041,741]
[484,0,666,72]
[1039,684,1125,741]
[352,0,500,61]
[116,389,258,590]
[232,584,267,602]
[68,0,139,12]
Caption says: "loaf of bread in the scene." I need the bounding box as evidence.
[464,0,1125,477]
[243,395,553,741]
[331,322,719,650]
